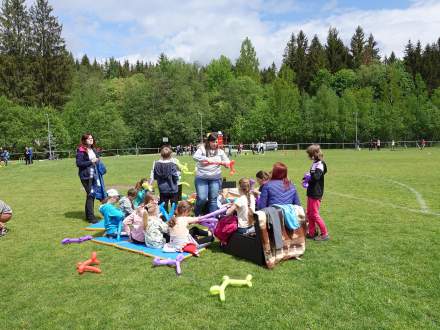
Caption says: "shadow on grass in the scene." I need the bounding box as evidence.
[63,211,86,221]
[208,241,224,253]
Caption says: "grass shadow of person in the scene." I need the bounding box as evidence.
[64,211,89,221]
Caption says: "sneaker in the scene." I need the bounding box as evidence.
[88,218,100,224]
[0,227,9,237]
[306,232,318,239]
[314,234,329,241]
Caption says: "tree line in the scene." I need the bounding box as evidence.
[1,0,440,154]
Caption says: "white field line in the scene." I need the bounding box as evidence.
[363,175,430,213]
[328,191,440,217]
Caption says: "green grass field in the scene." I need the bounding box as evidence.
[1,149,439,329]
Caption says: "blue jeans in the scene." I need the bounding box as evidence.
[195,177,222,216]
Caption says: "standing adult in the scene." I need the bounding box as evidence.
[76,133,100,223]
[257,162,301,210]
[3,149,9,166]
[24,147,30,165]
[193,132,230,215]
[28,147,33,164]
[0,148,9,166]
[376,139,381,151]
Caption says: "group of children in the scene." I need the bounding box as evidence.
[99,185,214,255]
[98,143,329,255]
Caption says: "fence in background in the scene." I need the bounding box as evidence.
[4,141,439,161]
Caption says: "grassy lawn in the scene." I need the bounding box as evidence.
[1,148,439,329]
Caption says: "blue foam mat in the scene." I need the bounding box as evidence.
[84,219,105,231]
[91,236,202,260]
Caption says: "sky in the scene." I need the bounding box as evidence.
[45,0,440,68]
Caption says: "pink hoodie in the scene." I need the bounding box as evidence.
[122,208,146,242]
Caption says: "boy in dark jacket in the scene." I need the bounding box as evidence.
[151,145,179,212]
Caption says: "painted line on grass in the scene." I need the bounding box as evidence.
[363,175,430,214]
[328,191,440,217]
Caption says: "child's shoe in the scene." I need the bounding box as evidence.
[0,227,9,237]
[314,234,329,241]
[306,232,318,239]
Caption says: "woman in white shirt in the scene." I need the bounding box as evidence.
[192,132,230,215]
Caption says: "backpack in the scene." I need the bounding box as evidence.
[214,214,238,245]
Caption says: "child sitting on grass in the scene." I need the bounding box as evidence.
[123,192,151,244]
[225,178,256,234]
[99,189,125,238]
[142,193,169,249]
[133,178,150,208]
[253,170,270,209]
[163,201,213,256]
[255,170,270,194]
[119,188,137,217]
[0,199,12,237]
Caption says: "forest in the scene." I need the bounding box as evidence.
[1,0,440,154]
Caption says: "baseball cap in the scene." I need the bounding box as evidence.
[107,189,120,197]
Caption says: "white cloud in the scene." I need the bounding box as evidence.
[280,0,440,59]
[50,0,440,68]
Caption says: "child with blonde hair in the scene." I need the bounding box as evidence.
[225,178,256,234]
[142,193,169,248]
[305,144,329,241]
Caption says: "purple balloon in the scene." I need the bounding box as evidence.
[152,253,185,275]
[199,217,218,232]
[199,206,228,220]
[61,235,93,245]
[302,173,311,189]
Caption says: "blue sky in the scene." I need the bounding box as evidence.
[47,0,440,67]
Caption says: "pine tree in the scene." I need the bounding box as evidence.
[261,62,277,84]
[350,26,366,69]
[29,0,73,107]
[294,30,309,90]
[134,60,144,73]
[363,33,380,65]
[282,31,309,89]
[235,37,260,82]
[121,59,130,77]
[282,33,296,71]
[403,40,422,80]
[421,41,440,92]
[0,0,33,104]
[307,34,327,92]
[91,58,102,73]
[80,54,90,68]
[387,51,397,64]
[325,27,349,73]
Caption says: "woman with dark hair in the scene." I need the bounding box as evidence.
[193,132,230,215]
[257,162,300,210]
[76,133,100,223]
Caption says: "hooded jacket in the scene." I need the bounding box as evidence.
[153,159,179,194]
